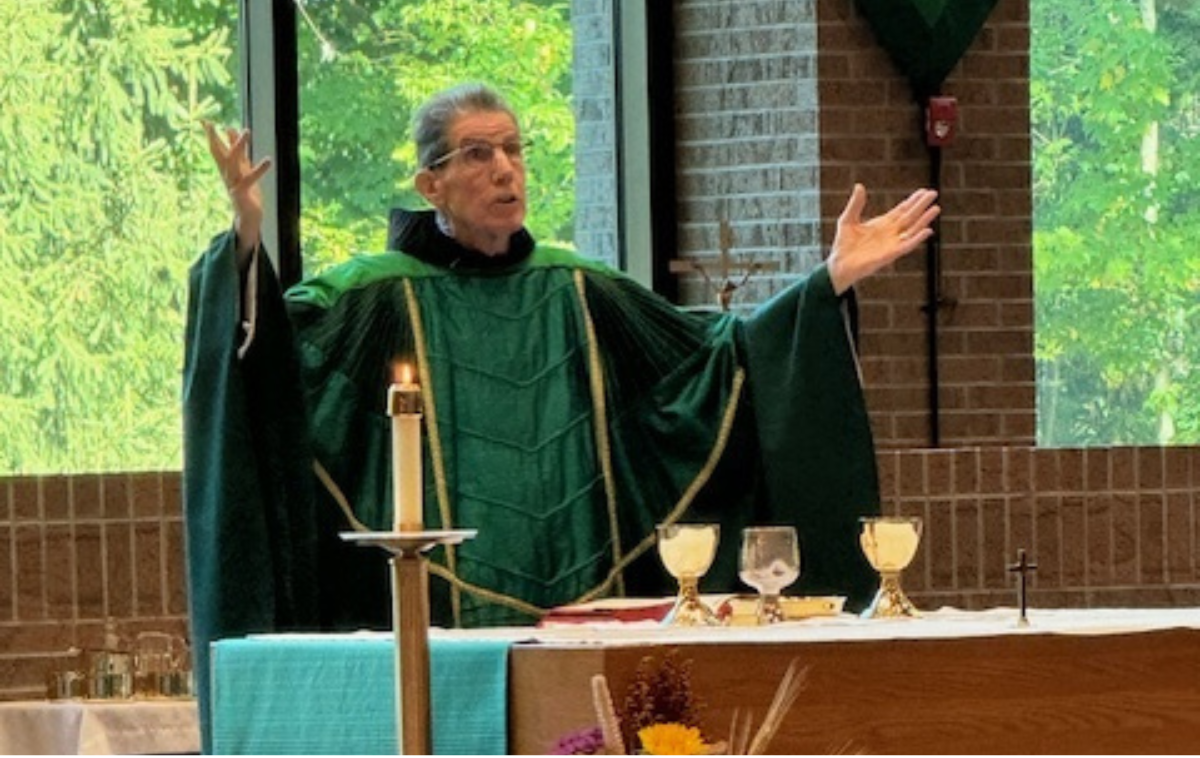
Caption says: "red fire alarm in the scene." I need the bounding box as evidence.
[925,96,958,146]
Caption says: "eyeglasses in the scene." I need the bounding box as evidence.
[426,138,529,170]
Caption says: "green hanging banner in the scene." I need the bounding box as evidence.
[854,0,1000,99]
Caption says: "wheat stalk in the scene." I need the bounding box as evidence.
[746,659,807,755]
[727,707,754,755]
[591,674,626,755]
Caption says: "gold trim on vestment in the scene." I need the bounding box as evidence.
[403,278,462,626]
[573,270,625,596]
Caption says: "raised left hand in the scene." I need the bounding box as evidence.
[826,184,940,295]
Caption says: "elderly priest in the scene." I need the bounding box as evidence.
[183,82,940,749]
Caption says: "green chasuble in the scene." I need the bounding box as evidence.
[183,210,879,749]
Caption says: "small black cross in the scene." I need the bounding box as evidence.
[1007,548,1038,626]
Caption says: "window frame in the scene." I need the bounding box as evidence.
[240,0,302,289]
[241,0,682,296]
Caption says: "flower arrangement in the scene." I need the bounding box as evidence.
[551,650,806,755]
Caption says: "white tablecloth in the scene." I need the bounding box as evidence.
[250,604,1200,647]
[508,604,1200,644]
[0,699,199,755]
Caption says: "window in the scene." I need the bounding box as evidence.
[0,0,633,474]
[292,0,583,272]
[1033,0,1200,446]
[0,0,238,474]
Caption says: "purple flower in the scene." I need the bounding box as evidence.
[550,725,606,755]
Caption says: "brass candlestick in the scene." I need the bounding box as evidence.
[341,529,476,754]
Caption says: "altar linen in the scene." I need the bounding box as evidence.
[211,635,509,755]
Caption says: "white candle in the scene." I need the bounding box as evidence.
[389,362,423,532]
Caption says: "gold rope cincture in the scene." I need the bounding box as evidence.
[312,458,369,532]
[403,278,462,627]
[426,563,548,619]
[572,270,626,596]
[570,366,746,606]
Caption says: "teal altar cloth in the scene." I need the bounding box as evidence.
[210,635,510,754]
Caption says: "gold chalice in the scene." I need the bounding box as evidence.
[859,516,923,619]
[657,523,721,626]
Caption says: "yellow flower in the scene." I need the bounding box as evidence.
[637,723,708,755]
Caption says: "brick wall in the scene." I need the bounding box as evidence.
[671,0,1034,449]
[4,446,1197,699]
[882,446,1200,610]
[817,0,1035,451]
[0,473,187,701]
[674,0,825,310]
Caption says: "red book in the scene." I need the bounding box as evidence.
[537,600,675,626]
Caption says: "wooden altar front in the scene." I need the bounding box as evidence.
[510,609,1200,754]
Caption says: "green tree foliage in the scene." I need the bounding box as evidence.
[1033,0,1200,445]
[0,0,574,474]
[293,0,574,273]
[0,0,234,473]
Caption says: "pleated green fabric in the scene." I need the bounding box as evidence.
[284,244,746,628]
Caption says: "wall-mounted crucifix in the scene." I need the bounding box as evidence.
[668,218,780,312]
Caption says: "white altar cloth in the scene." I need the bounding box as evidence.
[0,699,199,755]
[446,603,1200,643]
[250,604,1200,647]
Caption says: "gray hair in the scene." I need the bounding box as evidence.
[413,83,519,169]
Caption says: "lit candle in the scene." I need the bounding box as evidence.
[388,362,423,532]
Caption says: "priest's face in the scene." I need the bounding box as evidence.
[416,110,528,255]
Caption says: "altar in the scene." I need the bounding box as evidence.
[209,606,1200,754]
[509,607,1200,754]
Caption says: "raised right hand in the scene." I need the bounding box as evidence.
[204,121,273,256]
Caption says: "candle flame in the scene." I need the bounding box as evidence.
[392,361,415,386]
